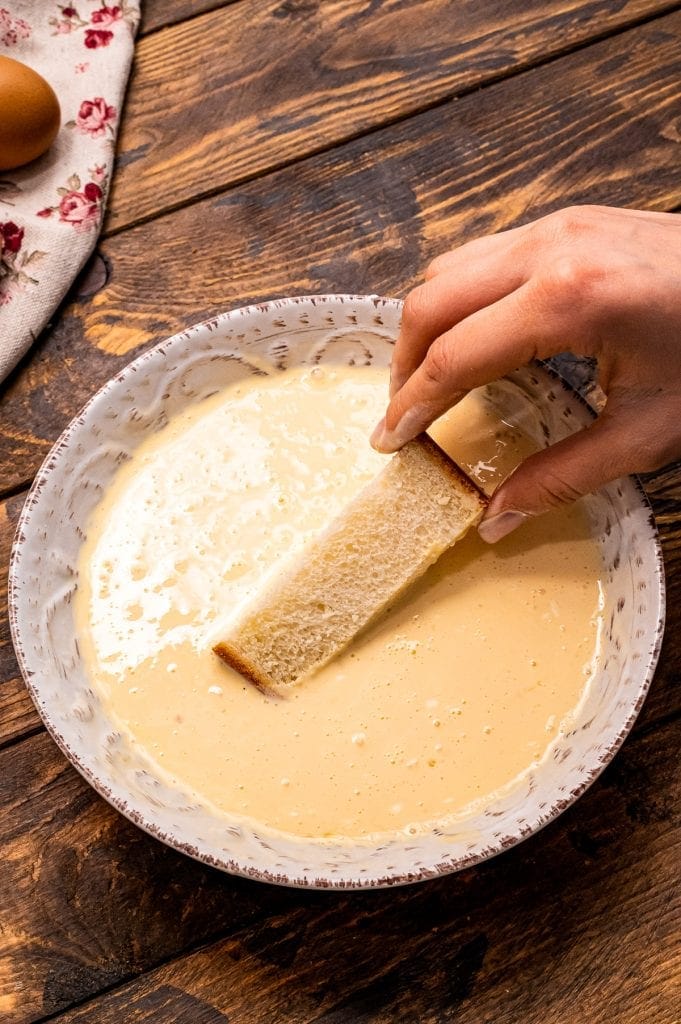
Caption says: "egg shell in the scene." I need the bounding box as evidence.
[0,55,61,171]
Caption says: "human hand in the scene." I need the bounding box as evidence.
[370,205,681,542]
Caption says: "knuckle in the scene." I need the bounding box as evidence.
[545,254,588,292]
[523,206,598,258]
[422,338,453,388]
[536,255,606,309]
[545,205,594,240]
[401,287,430,330]
[424,254,449,280]
[531,466,585,510]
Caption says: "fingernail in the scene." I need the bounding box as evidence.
[370,417,387,450]
[478,510,529,544]
[370,407,425,453]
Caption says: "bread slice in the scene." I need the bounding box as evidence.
[213,434,488,694]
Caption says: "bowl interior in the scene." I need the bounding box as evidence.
[9,295,665,888]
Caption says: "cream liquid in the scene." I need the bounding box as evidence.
[75,366,603,840]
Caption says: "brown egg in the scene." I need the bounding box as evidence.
[0,55,60,171]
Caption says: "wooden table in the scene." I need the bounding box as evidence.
[1,2,680,1020]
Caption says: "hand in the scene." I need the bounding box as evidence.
[370,205,681,542]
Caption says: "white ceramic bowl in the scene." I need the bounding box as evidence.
[9,295,665,889]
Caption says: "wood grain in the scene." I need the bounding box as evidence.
[0,674,39,749]
[108,0,680,232]
[0,493,24,679]
[141,0,231,35]
[1,716,677,1023]
[0,494,43,746]
[0,731,302,1023]
[1,1,679,1020]
[1,15,680,749]
[2,14,680,492]
[0,495,18,682]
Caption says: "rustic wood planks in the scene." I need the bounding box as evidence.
[0,495,23,681]
[141,0,231,35]
[0,494,43,746]
[1,13,680,492]
[1,2,680,1021]
[1,718,677,1022]
[110,0,680,232]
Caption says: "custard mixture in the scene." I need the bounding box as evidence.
[75,366,603,839]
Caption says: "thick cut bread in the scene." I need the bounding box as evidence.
[213,434,488,693]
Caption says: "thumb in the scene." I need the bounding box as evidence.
[477,411,645,543]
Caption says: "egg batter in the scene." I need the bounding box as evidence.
[75,366,603,839]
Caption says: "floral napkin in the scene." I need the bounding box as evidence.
[0,2,139,384]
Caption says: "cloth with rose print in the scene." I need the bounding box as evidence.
[0,2,138,382]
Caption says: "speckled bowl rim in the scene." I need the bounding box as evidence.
[8,294,666,889]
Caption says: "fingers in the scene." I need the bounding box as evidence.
[390,234,527,397]
[372,283,552,453]
[423,228,522,281]
[477,407,659,543]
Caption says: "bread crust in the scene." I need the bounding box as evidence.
[213,433,488,693]
[413,433,489,507]
[213,640,282,695]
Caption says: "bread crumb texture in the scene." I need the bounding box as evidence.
[214,435,487,691]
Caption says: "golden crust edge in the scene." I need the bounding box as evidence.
[212,641,289,698]
[213,433,488,691]
[408,433,490,512]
